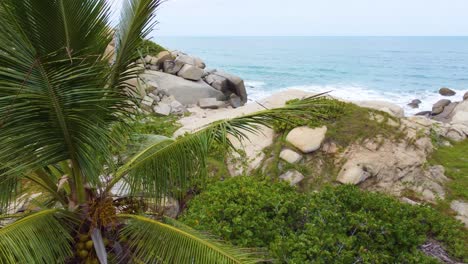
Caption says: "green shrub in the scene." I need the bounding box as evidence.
[180,176,307,248]
[273,185,467,263]
[138,39,166,57]
[181,179,467,263]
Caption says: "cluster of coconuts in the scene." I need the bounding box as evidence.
[76,233,111,264]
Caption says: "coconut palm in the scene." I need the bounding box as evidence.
[0,0,340,263]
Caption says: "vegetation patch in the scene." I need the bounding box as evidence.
[131,114,181,137]
[181,177,468,263]
[138,39,167,56]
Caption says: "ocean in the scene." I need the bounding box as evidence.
[156,36,468,114]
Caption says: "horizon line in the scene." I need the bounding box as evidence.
[153,35,468,38]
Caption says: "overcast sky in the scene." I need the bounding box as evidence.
[109,0,468,36]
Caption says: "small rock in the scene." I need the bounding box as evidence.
[439,87,456,96]
[432,99,451,115]
[279,149,303,164]
[144,55,153,64]
[163,60,184,74]
[322,142,338,154]
[169,100,186,115]
[336,163,371,185]
[229,94,242,108]
[198,98,225,109]
[177,64,205,81]
[140,96,154,112]
[279,170,304,186]
[407,99,422,109]
[153,103,171,116]
[286,126,327,153]
[155,51,173,67]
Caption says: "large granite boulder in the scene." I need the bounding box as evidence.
[141,71,225,105]
[163,60,184,74]
[174,53,206,69]
[450,100,468,125]
[286,126,327,153]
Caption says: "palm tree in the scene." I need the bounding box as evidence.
[0,0,338,263]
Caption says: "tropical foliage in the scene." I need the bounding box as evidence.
[181,177,468,263]
[0,0,340,263]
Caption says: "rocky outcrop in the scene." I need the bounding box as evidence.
[141,70,225,105]
[450,201,468,227]
[432,99,451,115]
[279,170,305,186]
[137,51,247,109]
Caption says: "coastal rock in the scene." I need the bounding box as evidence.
[337,163,372,185]
[212,71,248,104]
[229,94,242,108]
[153,103,171,116]
[432,102,457,122]
[155,51,173,66]
[141,70,225,105]
[169,100,187,115]
[204,74,230,93]
[177,64,205,81]
[198,98,225,109]
[279,149,303,164]
[286,126,327,153]
[174,54,206,69]
[163,60,184,74]
[140,96,154,112]
[431,99,451,115]
[279,170,305,186]
[144,55,153,64]
[407,99,421,109]
[354,100,404,117]
[464,91,468,101]
[439,87,456,96]
[449,100,468,125]
[450,200,468,227]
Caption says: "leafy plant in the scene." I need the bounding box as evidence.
[181,179,467,263]
[138,39,166,57]
[0,1,338,262]
[180,176,307,248]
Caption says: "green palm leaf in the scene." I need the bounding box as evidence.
[119,214,261,264]
[0,209,78,264]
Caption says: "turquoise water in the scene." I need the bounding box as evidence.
[156,37,468,114]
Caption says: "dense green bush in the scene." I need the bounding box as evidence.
[181,178,467,263]
[138,39,166,56]
[180,177,307,248]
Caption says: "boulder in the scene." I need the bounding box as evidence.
[163,60,184,74]
[286,126,327,153]
[155,51,173,67]
[464,91,468,101]
[198,98,225,109]
[140,96,154,112]
[337,163,372,185]
[144,55,153,64]
[174,54,206,69]
[432,99,451,115]
[279,170,305,186]
[415,111,432,117]
[169,100,186,115]
[229,94,242,108]
[432,102,457,122]
[153,103,171,116]
[322,142,338,154]
[450,200,468,227]
[212,71,248,104]
[204,73,230,93]
[354,101,404,117]
[141,71,225,105]
[449,100,468,125]
[177,64,204,81]
[279,149,303,164]
[439,87,456,96]
[407,99,421,109]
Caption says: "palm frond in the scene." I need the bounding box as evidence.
[0,209,78,264]
[109,0,163,91]
[0,1,131,197]
[109,95,342,200]
[119,214,261,264]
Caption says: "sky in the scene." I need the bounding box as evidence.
[108,0,468,36]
